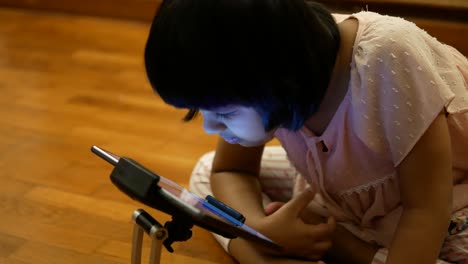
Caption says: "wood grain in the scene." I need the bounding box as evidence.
[0,0,466,22]
[0,0,161,21]
[0,0,466,56]
[0,7,235,264]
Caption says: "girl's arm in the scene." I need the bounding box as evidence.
[323,224,379,264]
[210,137,267,221]
[386,112,453,264]
[210,138,334,260]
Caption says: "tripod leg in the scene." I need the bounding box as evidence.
[149,224,169,264]
[131,225,144,264]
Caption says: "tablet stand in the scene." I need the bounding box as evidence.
[131,209,193,264]
[90,145,280,261]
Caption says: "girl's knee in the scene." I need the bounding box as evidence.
[189,150,216,197]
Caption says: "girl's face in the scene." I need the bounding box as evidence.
[200,106,275,147]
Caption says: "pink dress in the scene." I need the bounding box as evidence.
[274,11,468,247]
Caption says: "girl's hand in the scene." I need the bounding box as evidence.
[254,188,336,260]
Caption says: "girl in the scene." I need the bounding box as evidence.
[144,0,468,263]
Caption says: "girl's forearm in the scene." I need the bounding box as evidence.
[211,171,266,223]
[212,172,380,264]
[385,208,451,264]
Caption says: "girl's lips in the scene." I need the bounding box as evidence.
[223,137,239,144]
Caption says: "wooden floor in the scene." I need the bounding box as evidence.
[0,7,237,264]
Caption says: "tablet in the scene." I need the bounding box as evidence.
[91,145,280,250]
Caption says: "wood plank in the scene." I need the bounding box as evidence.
[24,186,141,222]
[0,206,108,254]
[0,7,229,263]
[98,234,235,264]
[0,258,29,264]
[0,0,466,21]
[0,233,26,258]
[0,195,132,242]
[0,0,160,21]
[8,241,123,264]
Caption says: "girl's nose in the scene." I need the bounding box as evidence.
[202,117,226,135]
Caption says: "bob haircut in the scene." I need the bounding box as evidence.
[145,0,340,131]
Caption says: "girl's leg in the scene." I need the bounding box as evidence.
[372,207,468,264]
[188,146,298,252]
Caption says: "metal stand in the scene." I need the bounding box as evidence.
[130,209,193,264]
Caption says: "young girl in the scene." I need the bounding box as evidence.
[144,0,468,263]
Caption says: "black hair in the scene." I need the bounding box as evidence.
[144,0,340,131]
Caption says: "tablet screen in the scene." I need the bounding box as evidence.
[158,177,274,243]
